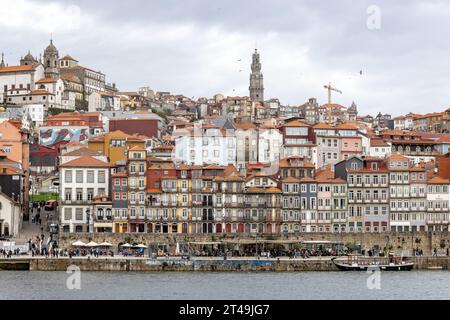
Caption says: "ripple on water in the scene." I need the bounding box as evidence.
[1,271,449,300]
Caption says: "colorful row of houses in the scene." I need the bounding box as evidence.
[58,134,450,234]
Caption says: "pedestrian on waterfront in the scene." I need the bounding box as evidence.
[447,248,449,257]
[434,248,438,256]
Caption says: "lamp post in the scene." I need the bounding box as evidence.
[86,208,91,233]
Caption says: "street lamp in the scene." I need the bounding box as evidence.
[86,208,91,233]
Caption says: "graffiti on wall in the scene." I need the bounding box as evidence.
[39,128,89,146]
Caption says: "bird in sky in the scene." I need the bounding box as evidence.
[237,59,242,62]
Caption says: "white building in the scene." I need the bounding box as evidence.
[174,124,237,166]
[0,192,22,238]
[258,127,282,164]
[88,91,121,112]
[426,177,450,232]
[369,139,392,158]
[0,64,45,103]
[59,155,110,233]
[22,104,44,125]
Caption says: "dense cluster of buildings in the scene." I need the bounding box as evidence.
[1,44,450,238]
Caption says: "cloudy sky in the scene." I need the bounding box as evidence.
[0,0,449,116]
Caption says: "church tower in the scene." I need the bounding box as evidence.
[43,39,60,78]
[249,49,264,102]
[20,51,38,66]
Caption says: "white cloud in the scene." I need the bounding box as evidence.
[0,0,82,33]
[1,0,449,116]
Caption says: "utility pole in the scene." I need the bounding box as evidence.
[323,82,343,124]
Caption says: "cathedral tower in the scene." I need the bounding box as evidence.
[249,49,264,102]
[43,39,60,78]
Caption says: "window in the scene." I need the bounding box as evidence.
[65,188,72,201]
[87,189,94,201]
[64,208,72,221]
[98,171,106,183]
[87,171,94,183]
[75,208,83,221]
[76,170,83,183]
[76,189,83,201]
[64,170,73,183]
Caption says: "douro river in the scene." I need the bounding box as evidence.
[1,271,448,300]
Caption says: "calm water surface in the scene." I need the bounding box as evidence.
[0,271,449,300]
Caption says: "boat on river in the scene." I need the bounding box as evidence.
[332,254,414,271]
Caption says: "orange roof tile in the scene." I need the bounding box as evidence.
[0,64,36,73]
[36,77,58,84]
[31,90,52,95]
[313,123,334,130]
[428,176,450,184]
[282,120,310,128]
[59,155,110,168]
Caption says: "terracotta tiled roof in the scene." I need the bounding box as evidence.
[60,73,82,83]
[281,176,301,183]
[0,64,36,73]
[61,55,78,61]
[336,123,358,130]
[63,147,103,157]
[313,123,334,130]
[282,120,310,128]
[427,176,450,184]
[437,135,450,143]
[389,153,410,161]
[31,90,52,95]
[233,121,257,130]
[36,77,58,84]
[370,139,390,147]
[59,155,110,168]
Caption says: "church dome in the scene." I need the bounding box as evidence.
[44,40,58,54]
[24,51,34,61]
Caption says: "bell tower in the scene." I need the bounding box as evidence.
[249,49,264,102]
[43,38,60,78]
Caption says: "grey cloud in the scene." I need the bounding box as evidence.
[1,0,450,116]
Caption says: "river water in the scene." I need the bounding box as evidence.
[0,271,449,300]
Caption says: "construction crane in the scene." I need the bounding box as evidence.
[323,82,343,124]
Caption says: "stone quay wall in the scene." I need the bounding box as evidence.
[7,256,449,272]
[56,231,450,255]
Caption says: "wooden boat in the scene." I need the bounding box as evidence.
[332,254,414,271]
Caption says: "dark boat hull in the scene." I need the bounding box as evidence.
[332,258,414,271]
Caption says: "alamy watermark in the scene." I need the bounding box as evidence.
[366,266,381,290]
[66,265,81,290]
[367,5,381,30]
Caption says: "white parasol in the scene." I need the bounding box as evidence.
[72,241,86,247]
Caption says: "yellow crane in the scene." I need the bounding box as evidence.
[323,82,343,124]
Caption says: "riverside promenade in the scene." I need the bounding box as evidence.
[1,255,450,272]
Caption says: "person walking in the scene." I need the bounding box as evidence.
[433,248,438,257]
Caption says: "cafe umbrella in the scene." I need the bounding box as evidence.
[86,241,99,247]
[72,241,86,247]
